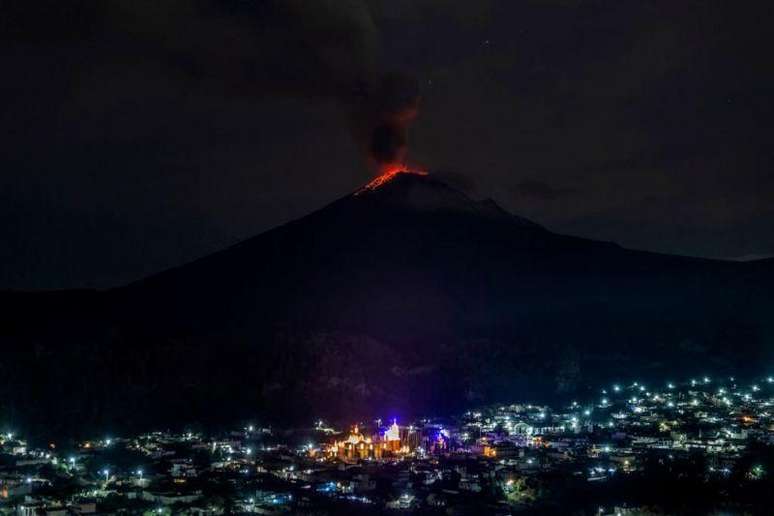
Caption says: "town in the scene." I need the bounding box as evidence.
[2,375,773,514]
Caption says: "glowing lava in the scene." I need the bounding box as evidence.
[359,165,428,193]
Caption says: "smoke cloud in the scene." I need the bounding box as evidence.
[2,1,421,176]
[107,0,421,174]
[355,73,421,172]
[253,1,422,173]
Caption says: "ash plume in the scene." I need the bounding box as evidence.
[3,1,419,174]
[353,73,421,173]
[106,1,420,174]
[182,0,423,174]
[251,1,422,174]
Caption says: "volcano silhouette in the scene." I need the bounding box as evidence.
[2,172,772,439]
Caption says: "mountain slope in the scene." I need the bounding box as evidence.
[2,172,772,440]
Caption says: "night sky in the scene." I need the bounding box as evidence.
[2,1,772,289]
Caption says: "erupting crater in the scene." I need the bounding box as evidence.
[358,167,428,194]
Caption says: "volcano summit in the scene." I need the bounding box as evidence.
[2,172,772,439]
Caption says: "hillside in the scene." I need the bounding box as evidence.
[1,172,772,440]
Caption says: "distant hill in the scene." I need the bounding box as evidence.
[2,171,772,441]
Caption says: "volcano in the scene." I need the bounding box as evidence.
[2,171,773,439]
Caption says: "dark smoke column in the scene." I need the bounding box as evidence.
[94,1,422,178]
[354,74,421,175]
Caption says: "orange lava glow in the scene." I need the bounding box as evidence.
[360,164,428,192]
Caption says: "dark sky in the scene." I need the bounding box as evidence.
[2,0,773,289]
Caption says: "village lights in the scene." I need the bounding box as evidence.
[4,373,773,512]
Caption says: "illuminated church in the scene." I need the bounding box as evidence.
[324,420,419,461]
[326,425,383,460]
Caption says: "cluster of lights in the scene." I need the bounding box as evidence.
[3,372,773,512]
